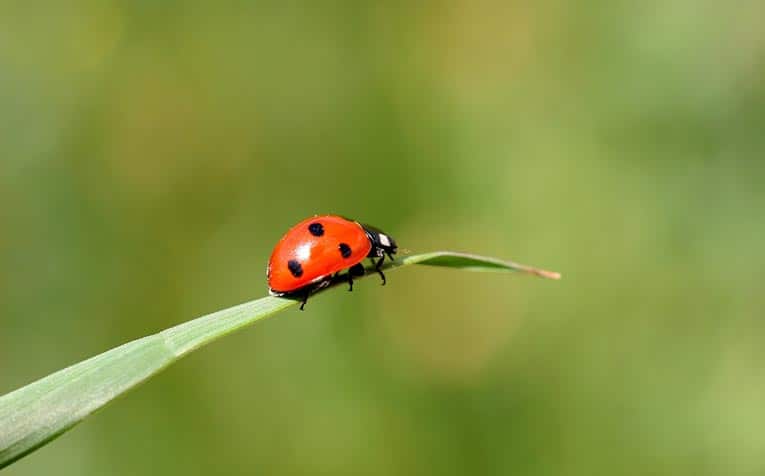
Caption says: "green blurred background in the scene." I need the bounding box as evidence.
[2,2,764,475]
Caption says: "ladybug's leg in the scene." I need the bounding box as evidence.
[374,256,387,286]
[348,263,365,291]
[299,289,309,311]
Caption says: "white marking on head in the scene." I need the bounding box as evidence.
[378,234,390,247]
[296,243,312,262]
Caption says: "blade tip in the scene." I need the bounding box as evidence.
[535,269,562,280]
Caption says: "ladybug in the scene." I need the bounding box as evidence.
[267,215,398,310]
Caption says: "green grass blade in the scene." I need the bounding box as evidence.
[0,251,559,469]
[397,251,561,279]
[0,298,293,469]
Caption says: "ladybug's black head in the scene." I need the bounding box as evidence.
[361,223,397,260]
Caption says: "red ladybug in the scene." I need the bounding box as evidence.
[267,215,398,309]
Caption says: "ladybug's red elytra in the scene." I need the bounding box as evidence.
[267,215,398,310]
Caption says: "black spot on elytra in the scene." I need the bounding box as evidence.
[287,259,303,278]
[338,243,352,258]
[308,222,324,236]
